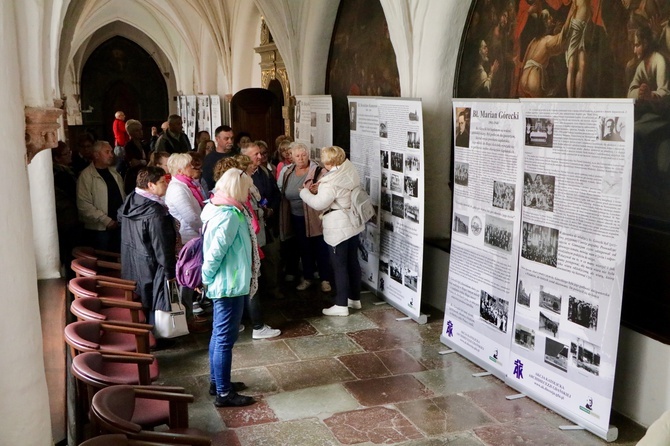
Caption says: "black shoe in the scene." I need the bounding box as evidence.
[209,381,248,395]
[214,391,255,407]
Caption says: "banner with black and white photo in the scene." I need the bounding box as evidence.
[349,97,426,323]
[442,100,524,378]
[506,99,633,441]
[294,95,333,161]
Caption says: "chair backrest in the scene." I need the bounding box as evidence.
[70,296,144,323]
[64,320,152,358]
[69,276,137,301]
[79,434,180,445]
[71,257,123,279]
[72,246,121,262]
[91,385,211,445]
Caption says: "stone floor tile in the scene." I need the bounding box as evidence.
[232,367,281,396]
[348,327,422,352]
[210,429,241,446]
[231,340,299,369]
[474,419,581,446]
[267,357,355,391]
[464,381,550,423]
[285,333,363,360]
[307,312,378,334]
[153,342,210,377]
[235,418,340,446]
[539,409,647,445]
[338,352,392,379]
[413,362,497,396]
[266,383,360,421]
[401,432,487,446]
[376,348,427,374]
[271,319,318,339]
[397,394,495,436]
[404,342,465,370]
[215,400,278,428]
[324,406,424,444]
[344,374,433,406]
[362,306,409,328]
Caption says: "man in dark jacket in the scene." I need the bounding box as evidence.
[155,114,192,154]
[118,166,176,322]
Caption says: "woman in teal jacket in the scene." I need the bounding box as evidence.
[202,168,259,407]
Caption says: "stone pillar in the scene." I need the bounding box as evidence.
[26,106,63,279]
[0,1,53,444]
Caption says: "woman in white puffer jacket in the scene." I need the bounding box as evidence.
[300,146,364,316]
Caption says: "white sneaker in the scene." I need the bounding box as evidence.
[193,302,204,315]
[296,279,312,291]
[252,324,281,339]
[321,281,332,292]
[348,299,362,310]
[322,305,349,316]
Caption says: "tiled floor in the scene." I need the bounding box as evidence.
[153,283,647,446]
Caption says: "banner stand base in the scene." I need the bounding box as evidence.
[505,393,526,400]
[473,371,492,377]
[559,425,585,431]
[439,349,455,355]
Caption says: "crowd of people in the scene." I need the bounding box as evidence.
[52,112,366,407]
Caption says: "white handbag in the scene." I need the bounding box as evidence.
[153,280,189,339]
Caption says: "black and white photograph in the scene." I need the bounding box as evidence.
[391,194,405,218]
[382,217,394,232]
[295,100,302,123]
[407,131,421,149]
[405,154,420,172]
[349,102,357,131]
[326,113,331,123]
[404,175,419,198]
[599,116,625,142]
[539,311,560,338]
[453,213,469,235]
[523,172,555,211]
[379,122,388,138]
[539,285,562,315]
[365,176,371,195]
[405,202,420,223]
[455,107,470,148]
[521,222,559,267]
[517,280,531,307]
[390,173,402,193]
[525,117,554,148]
[471,216,482,236]
[544,337,569,372]
[455,162,469,186]
[381,193,392,212]
[409,109,420,121]
[484,215,514,252]
[568,296,599,331]
[389,258,402,284]
[379,258,389,274]
[571,338,601,376]
[310,111,317,127]
[514,323,535,350]
[492,180,516,211]
[403,266,418,291]
[381,172,388,188]
[391,151,404,172]
[380,150,389,169]
[479,290,509,333]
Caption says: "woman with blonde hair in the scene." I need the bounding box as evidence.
[300,146,364,316]
[203,168,258,407]
[165,152,207,328]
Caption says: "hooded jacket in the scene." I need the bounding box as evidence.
[201,202,252,298]
[299,159,364,247]
[117,191,176,311]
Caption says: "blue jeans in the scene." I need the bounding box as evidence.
[329,235,361,306]
[209,295,245,395]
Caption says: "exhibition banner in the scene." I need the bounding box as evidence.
[442,98,633,441]
[210,95,222,131]
[442,100,524,378]
[197,95,213,139]
[350,97,426,322]
[294,95,333,160]
[507,99,633,441]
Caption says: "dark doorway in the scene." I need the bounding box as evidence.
[231,88,283,150]
[80,36,169,144]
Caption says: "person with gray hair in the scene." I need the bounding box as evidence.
[119,119,149,193]
[155,114,192,154]
[76,140,126,251]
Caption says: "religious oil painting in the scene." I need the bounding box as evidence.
[454,0,670,343]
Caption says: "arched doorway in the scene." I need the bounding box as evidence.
[80,36,169,143]
[231,88,284,151]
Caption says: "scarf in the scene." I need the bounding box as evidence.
[174,174,205,208]
[135,187,167,208]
